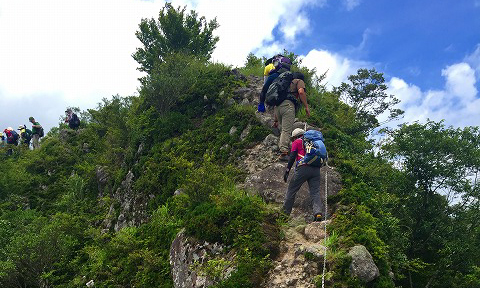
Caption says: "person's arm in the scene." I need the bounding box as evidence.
[298,88,310,117]
[283,151,298,182]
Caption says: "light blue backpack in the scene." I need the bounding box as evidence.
[298,130,327,167]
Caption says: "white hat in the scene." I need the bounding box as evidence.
[7,127,13,131]
[291,128,305,138]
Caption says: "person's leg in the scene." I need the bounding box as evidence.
[306,166,323,217]
[283,166,308,215]
[32,134,39,150]
[278,100,295,154]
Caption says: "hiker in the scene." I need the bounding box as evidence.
[273,71,310,161]
[4,127,19,146]
[0,131,5,148]
[65,108,80,130]
[18,125,32,146]
[263,56,275,83]
[282,128,324,222]
[258,54,292,113]
[29,117,43,150]
[4,127,19,156]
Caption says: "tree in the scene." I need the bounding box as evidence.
[333,68,403,133]
[132,3,219,74]
[244,53,262,69]
[381,121,480,287]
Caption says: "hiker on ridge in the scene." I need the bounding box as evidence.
[65,108,80,130]
[29,117,42,150]
[4,127,19,156]
[0,131,5,147]
[4,127,19,146]
[18,125,32,146]
[274,71,311,161]
[282,128,324,222]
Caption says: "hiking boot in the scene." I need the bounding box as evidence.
[313,213,323,222]
[278,151,289,162]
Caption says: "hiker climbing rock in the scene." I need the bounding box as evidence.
[258,54,292,113]
[263,56,275,83]
[29,117,43,150]
[270,71,311,161]
[282,128,327,222]
[65,108,80,130]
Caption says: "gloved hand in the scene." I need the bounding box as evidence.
[283,169,290,182]
[257,102,266,113]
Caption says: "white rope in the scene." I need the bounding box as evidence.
[321,167,328,288]
[304,120,328,287]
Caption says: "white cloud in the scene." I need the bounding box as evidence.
[343,0,361,11]
[442,63,477,100]
[385,61,480,128]
[0,0,327,132]
[191,0,323,66]
[300,49,370,88]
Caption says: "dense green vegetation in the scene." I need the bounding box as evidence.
[1,4,479,288]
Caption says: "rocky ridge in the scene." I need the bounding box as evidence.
[167,74,379,288]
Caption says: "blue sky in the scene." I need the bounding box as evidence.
[295,0,480,90]
[0,0,479,134]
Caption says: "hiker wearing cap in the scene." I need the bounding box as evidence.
[18,125,32,146]
[65,108,80,130]
[274,72,311,161]
[29,117,42,150]
[282,128,324,222]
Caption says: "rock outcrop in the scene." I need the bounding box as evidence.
[348,245,380,282]
[102,170,152,232]
[170,229,233,288]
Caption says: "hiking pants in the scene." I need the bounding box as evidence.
[283,165,323,216]
[32,134,40,150]
[275,100,295,153]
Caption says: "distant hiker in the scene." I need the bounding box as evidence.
[258,54,292,113]
[4,127,19,156]
[18,125,32,146]
[282,128,326,222]
[271,71,310,161]
[4,127,19,146]
[29,117,43,150]
[65,108,80,130]
[0,131,5,147]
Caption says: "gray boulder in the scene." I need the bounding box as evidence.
[348,245,380,282]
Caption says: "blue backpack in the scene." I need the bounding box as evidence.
[298,130,328,167]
